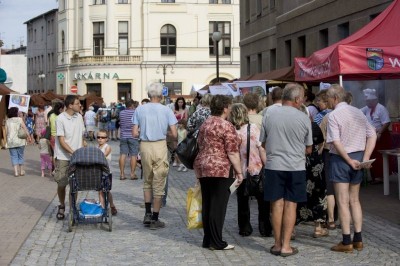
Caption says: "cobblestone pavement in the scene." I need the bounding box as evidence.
[11,141,400,265]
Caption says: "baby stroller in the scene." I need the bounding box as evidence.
[68,147,112,232]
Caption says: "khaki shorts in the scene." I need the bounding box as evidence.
[54,159,70,188]
[140,140,169,197]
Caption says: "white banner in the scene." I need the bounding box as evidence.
[8,94,30,113]
[209,85,231,95]
[233,80,267,95]
[222,83,241,97]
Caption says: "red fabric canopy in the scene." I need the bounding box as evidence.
[294,0,400,82]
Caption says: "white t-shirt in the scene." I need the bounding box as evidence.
[54,112,85,160]
[360,103,390,131]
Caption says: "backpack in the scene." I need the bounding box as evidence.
[99,109,111,123]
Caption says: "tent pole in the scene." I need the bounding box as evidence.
[339,75,343,86]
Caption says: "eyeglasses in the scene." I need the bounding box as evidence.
[97,136,108,139]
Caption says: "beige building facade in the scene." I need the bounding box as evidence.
[56,0,240,104]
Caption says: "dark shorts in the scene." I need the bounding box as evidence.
[264,169,307,203]
[120,138,139,155]
[329,152,364,184]
[322,149,334,195]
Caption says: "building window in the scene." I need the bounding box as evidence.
[244,1,250,22]
[285,39,292,66]
[161,0,175,2]
[246,56,251,75]
[338,22,349,40]
[256,0,262,16]
[270,48,276,70]
[209,21,231,56]
[160,24,176,55]
[118,21,128,55]
[258,53,262,73]
[41,26,44,40]
[47,21,51,35]
[118,0,128,3]
[319,28,328,49]
[298,35,306,57]
[34,29,37,42]
[209,0,231,3]
[61,31,65,58]
[270,0,276,9]
[164,82,182,96]
[93,22,105,55]
[94,0,105,4]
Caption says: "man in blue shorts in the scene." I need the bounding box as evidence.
[118,99,139,180]
[260,83,312,257]
[326,85,376,253]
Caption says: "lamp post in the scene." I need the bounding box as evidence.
[212,31,222,83]
[156,64,174,85]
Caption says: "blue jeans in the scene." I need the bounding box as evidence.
[9,146,25,166]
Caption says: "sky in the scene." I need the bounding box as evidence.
[0,0,58,49]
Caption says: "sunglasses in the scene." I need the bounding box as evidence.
[97,136,108,139]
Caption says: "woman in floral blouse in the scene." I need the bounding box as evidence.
[187,94,213,132]
[194,95,243,251]
[229,103,271,237]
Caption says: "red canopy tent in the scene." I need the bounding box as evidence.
[294,0,400,83]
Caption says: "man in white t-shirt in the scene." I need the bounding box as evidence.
[54,95,85,220]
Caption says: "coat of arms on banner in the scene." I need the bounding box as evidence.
[366,48,384,71]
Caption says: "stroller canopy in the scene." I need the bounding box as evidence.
[68,147,110,176]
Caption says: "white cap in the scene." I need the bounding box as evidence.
[319,82,331,91]
[363,88,377,100]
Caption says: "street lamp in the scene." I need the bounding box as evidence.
[212,31,222,83]
[156,64,174,85]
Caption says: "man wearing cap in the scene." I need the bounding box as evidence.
[360,88,391,184]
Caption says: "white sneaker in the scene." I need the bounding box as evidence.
[177,164,183,171]
[182,166,188,172]
[172,162,178,167]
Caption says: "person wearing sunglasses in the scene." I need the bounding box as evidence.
[97,129,117,215]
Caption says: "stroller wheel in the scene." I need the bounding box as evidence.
[68,208,74,232]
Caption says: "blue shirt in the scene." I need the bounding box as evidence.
[132,103,177,141]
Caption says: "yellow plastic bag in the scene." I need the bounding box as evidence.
[186,185,203,229]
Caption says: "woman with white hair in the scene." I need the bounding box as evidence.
[84,105,97,141]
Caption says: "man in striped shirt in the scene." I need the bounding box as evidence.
[118,99,139,180]
[326,85,376,253]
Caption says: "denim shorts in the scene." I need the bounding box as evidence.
[264,169,307,203]
[329,152,364,184]
[120,138,139,156]
[9,146,25,166]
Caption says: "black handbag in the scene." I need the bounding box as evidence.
[244,124,263,197]
[176,128,199,170]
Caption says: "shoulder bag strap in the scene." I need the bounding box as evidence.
[246,123,250,169]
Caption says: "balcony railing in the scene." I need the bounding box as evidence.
[70,55,142,65]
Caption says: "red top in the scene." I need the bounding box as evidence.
[194,116,239,178]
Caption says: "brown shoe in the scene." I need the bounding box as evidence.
[352,242,363,251]
[331,242,353,253]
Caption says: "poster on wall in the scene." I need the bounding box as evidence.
[9,94,30,113]
[233,80,267,96]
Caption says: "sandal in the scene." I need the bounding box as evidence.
[280,247,299,257]
[313,227,329,238]
[327,221,336,230]
[120,176,126,180]
[131,174,138,180]
[270,246,281,256]
[56,205,65,220]
[111,206,117,216]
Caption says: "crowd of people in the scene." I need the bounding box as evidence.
[4,80,391,256]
